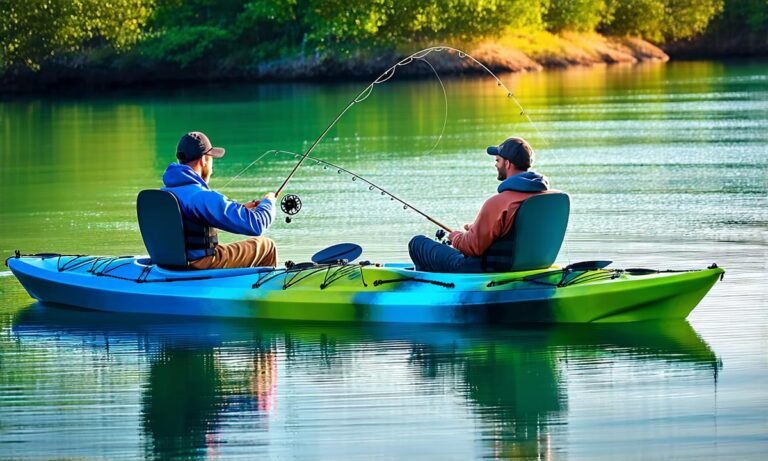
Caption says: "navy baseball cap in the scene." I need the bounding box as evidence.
[487,137,534,170]
[176,132,225,162]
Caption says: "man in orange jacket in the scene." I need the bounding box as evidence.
[409,137,552,273]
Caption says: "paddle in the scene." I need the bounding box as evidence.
[311,243,363,265]
[564,260,613,271]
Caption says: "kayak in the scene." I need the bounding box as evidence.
[6,253,723,324]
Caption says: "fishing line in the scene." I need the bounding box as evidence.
[416,56,448,156]
[273,47,466,196]
[220,150,277,189]
[222,55,449,194]
[258,149,453,232]
[226,46,545,194]
[223,46,561,246]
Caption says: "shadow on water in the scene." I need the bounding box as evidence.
[9,303,721,460]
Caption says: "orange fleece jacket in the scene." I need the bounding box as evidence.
[450,190,552,257]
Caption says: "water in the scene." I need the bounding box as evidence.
[1,59,767,459]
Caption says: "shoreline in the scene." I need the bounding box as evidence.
[4,35,766,98]
[1,33,671,96]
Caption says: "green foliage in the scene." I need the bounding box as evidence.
[663,0,724,41]
[601,0,666,41]
[600,0,724,42]
[545,0,610,32]
[716,0,768,33]
[0,0,758,76]
[305,0,548,51]
[0,0,153,71]
[139,26,232,67]
[141,0,305,62]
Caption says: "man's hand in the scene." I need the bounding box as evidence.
[463,223,472,231]
[263,192,276,201]
[448,230,463,243]
[244,200,260,210]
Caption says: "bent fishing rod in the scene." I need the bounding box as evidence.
[235,46,545,233]
[274,45,542,195]
[274,48,433,197]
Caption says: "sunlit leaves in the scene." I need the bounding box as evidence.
[600,0,725,42]
[545,0,611,32]
[0,0,153,70]
[0,0,746,73]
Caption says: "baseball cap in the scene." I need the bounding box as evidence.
[176,132,225,162]
[486,137,534,170]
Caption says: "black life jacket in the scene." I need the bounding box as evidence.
[480,230,516,272]
[181,214,218,259]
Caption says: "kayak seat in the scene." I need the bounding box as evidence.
[136,189,188,269]
[496,192,570,271]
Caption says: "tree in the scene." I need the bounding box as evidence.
[545,0,610,32]
[663,0,724,41]
[0,0,153,71]
[600,0,666,41]
[600,0,724,42]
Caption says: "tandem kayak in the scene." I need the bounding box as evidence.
[6,253,723,324]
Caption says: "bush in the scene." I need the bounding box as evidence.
[545,0,609,33]
[600,0,724,43]
[0,0,152,70]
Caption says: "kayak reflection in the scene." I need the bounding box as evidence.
[11,304,720,460]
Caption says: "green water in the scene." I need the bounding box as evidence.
[1,60,767,459]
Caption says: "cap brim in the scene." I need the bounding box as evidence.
[486,146,499,156]
[207,147,226,158]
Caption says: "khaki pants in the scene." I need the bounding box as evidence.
[189,237,277,270]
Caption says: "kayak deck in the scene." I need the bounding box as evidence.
[6,254,724,324]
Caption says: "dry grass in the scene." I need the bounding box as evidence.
[491,31,668,68]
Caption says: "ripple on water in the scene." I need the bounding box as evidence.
[1,60,767,459]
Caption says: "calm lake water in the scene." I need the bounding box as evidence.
[1,59,767,459]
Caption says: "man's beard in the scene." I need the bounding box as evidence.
[497,167,506,181]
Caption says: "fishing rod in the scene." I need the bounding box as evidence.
[273,45,543,195]
[271,150,453,232]
[230,46,547,232]
[274,48,443,197]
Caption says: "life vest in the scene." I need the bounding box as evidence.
[181,214,218,259]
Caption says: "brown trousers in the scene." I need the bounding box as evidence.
[189,237,277,270]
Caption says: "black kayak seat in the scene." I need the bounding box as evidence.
[504,192,570,271]
[136,189,188,268]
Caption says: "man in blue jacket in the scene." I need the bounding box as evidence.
[162,132,277,269]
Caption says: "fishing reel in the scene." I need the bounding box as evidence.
[435,228,451,246]
[280,194,302,224]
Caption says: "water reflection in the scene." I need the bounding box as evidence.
[4,304,720,460]
[142,349,224,459]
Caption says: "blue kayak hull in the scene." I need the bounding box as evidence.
[6,255,723,324]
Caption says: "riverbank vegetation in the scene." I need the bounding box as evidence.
[1,0,765,90]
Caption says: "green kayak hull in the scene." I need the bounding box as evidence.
[6,255,723,324]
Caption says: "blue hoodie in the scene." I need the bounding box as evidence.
[498,170,550,193]
[161,163,276,260]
